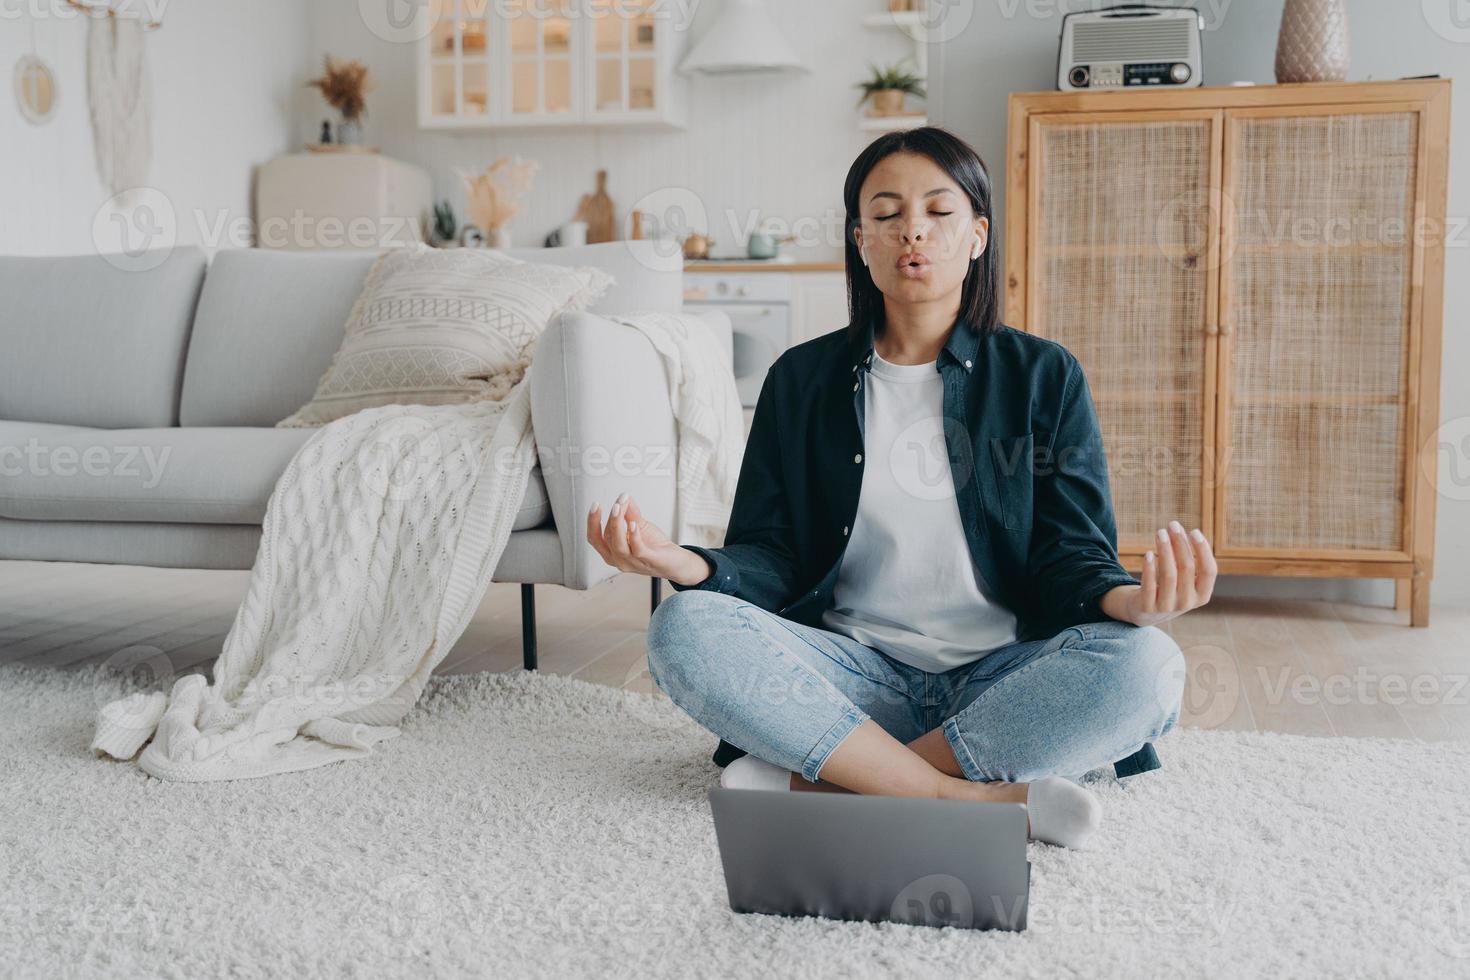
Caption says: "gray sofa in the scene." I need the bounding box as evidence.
[0,240,731,668]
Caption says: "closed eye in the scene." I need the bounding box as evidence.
[876,211,954,221]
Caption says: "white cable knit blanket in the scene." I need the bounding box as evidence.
[90,312,741,781]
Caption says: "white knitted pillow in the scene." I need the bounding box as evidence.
[278,245,614,427]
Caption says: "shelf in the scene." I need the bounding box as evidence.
[859,113,927,132]
[860,9,928,80]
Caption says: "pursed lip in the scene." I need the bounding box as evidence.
[896,251,931,269]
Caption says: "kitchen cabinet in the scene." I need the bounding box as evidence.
[418,0,688,129]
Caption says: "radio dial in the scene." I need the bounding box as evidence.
[1170,62,1191,84]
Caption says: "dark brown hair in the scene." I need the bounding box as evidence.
[842,126,1001,347]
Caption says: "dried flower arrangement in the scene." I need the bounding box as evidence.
[459,156,540,236]
[307,56,374,122]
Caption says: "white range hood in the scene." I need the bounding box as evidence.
[678,0,807,75]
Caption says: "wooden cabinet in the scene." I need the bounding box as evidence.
[418,0,688,129]
[1006,80,1450,625]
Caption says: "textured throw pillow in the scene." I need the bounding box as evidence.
[278,245,614,427]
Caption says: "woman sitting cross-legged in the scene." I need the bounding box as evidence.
[587,126,1215,850]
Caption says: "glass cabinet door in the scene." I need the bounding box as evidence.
[590,0,658,115]
[424,0,493,120]
[1027,110,1223,554]
[507,0,574,117]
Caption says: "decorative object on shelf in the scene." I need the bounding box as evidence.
[682,232,714,260]
[460,225,486,248]
[14,54,58,126]
[86,12,152,195]
[307,55,374,147]
[305,143,378,154]
[559,219,587,247]
[1275,0,1349,83]
[319,119,332,144]
[678,0,805,74]
[747,229,796,260]
[574,169,615,244]
[432,200,458,246]
[460,155,539,251]
[461,21,487,53]
[856,59,925,116]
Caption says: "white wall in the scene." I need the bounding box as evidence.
[933,0,1470,610]
[0,0,309,256]
[302,0,918,259]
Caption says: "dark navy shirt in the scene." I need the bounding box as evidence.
[672,315,1160,778]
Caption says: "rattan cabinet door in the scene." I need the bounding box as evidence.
[1028,111,1220,554]
[1217,107,1420,558]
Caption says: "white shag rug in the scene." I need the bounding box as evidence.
[2,661,1468,980]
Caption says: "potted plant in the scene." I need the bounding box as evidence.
[307,56,374,145]
[431,200,458,247]
[855,60,925,117]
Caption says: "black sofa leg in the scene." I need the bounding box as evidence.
[521,583,537,672]
[650,577,662,615]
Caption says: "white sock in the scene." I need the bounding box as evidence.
[1024,775,1103,849]
[719,754,793,792]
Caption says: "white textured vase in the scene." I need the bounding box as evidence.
[337,117,363,145]
[488,226,511,250]
[1275,0,1350,83]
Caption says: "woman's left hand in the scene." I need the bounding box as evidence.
[1100,521,1217,627]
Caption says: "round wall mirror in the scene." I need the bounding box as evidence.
[15,55,58,125]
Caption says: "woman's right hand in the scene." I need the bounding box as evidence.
[586,492,713,587]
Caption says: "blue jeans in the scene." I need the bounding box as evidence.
[646,589,1186,784]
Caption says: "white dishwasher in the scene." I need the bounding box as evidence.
[683,271,792,412]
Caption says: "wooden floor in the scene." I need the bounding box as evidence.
[2,560,1467,743]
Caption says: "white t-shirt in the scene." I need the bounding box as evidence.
[820,348,1018,673]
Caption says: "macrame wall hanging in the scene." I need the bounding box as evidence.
[85,10,153,195]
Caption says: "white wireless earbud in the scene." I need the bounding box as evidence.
[971,235,983,260]
[859,246,868,267]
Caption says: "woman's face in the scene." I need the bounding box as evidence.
[853,151,988,304]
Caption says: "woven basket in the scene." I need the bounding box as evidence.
[1275,0,1350,83]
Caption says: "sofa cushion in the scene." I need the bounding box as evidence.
[0,248,206,428]
[277,245,613,428]
[0,421,552,529]
[178,249,380,427]
[179,241,682,428]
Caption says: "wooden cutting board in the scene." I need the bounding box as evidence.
[575,169,615,243]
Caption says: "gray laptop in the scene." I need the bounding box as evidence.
[708,786,1031,931]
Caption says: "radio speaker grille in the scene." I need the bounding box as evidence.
[1071,17,1193,62]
